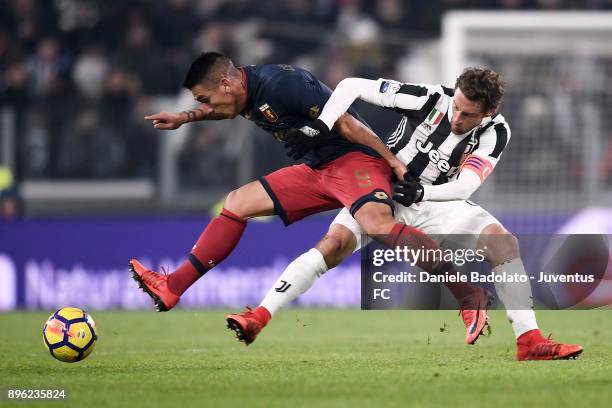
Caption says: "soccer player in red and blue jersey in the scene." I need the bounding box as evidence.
[130,52,489,343]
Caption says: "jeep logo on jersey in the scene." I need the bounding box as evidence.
[416,140,451,173]
[259,103,278,122]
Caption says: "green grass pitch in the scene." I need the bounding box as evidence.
[1,309,611,407]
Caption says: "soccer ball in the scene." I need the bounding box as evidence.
[42,307,98,363]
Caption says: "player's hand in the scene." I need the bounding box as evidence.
[389,158,407,181]
[393,176,425,207]
[284,119,329,160]
[144,111,186,130]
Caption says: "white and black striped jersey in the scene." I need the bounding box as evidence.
[376,78,510,186]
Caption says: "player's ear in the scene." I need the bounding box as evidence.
[484,107,496,117]
[220,77,231,93]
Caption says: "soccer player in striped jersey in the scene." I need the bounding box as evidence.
[130,52,488,341]
[228,68,583,361]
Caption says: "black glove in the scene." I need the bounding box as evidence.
[284,119,329,160]
[393,178,425,207]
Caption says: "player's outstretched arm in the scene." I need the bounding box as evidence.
[144,111,188,130]
[144,105,209,130]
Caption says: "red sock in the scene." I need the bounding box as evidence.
[168,208,247,295]
[386,223,475,302]
[252,306,272,326]
[517,329,545,346]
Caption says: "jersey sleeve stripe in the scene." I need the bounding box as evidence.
[466,154,485,163]
[398,84,428,97]
[387,116,408,149]
[490,123,509,158]
[464,155,487,168]
[463,160,484,170]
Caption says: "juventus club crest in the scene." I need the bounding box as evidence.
[275,280,292,293]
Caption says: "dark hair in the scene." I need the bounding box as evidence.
[182,51,229,89]
[455,67,505,112]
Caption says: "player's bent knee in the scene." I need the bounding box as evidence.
[481,223,508,236]
[480,223,520,264]
[316,226,356,269]
[223,188,256,219]
[223,189,243,215]
[223,182,274,219]
[354,202,395,236]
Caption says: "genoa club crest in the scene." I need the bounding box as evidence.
[259,103,278,123]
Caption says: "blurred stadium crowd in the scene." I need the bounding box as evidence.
[1,0,611,216]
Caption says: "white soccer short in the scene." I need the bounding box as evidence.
[331,200,501,251]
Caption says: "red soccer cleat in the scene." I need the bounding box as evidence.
[459,288,492,345]
[129,259,180,312]
[516,329,583,361]
[226,306,271,346]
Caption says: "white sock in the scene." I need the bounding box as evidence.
[260,248,328,316]
[492,258,539,338]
